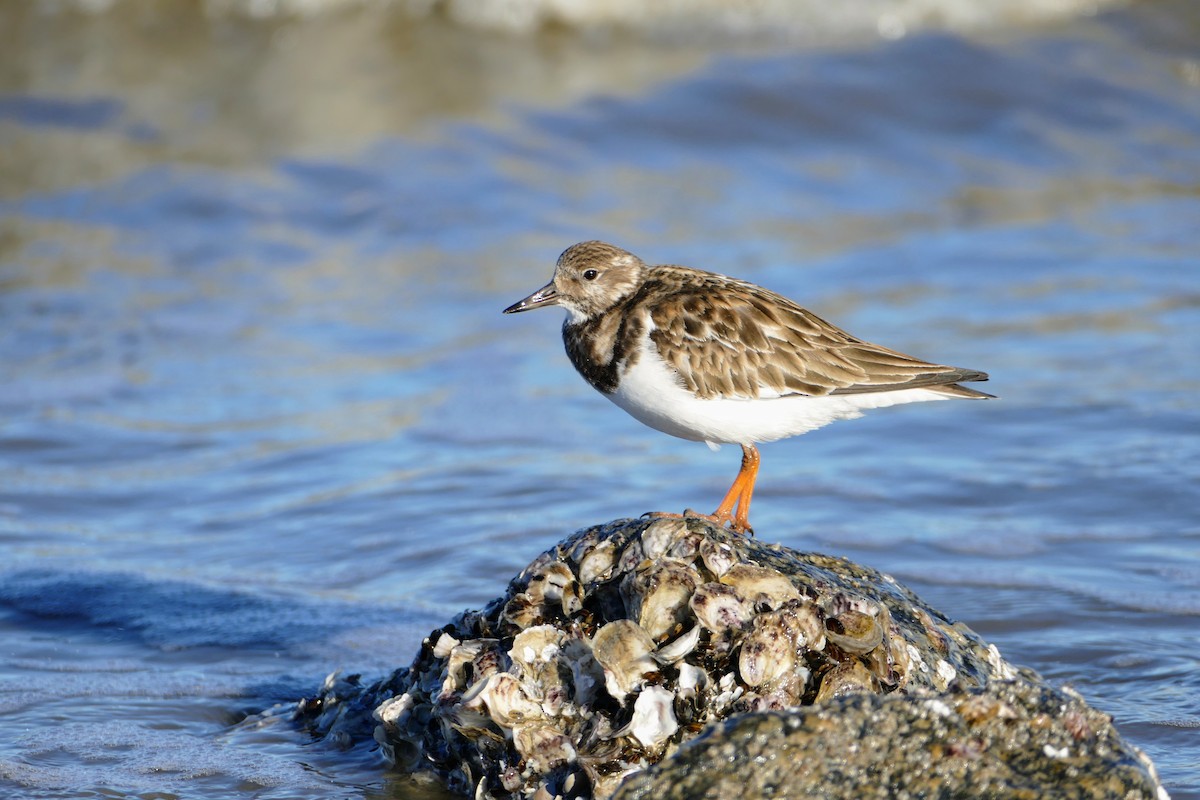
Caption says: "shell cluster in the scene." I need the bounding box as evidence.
[363,517,1009,799]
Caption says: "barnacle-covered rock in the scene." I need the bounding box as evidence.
[296,517,1166,800]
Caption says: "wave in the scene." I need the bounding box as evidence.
[65,0,1125,41]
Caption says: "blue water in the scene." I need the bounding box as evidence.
[2,1,1198,798]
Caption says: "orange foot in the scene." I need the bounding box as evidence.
[644,444,760,537]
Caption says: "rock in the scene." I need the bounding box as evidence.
[294,517,1167,800]
[612,681,1168,800]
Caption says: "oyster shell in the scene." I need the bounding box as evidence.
[527,562,582,617]
[690,582,753,634]
[592,619,659,703]
[578,539,618,584]
[463,672,543,729]
[719,564,802,609]
[640,517,691,561]
[814,660,878,704]
[442,638,500,696]
[563,636,605,708]
[653,625,701,665]
[510,625,566,682]
[699,537,737,578]
[825,609,883,656]
[736,602,818,707]
[514,723,577,774]
[622,685,679,749]
[677,662,709,699]
[738,611,800,688]
[507,625,573,716]
[622,560,698,641]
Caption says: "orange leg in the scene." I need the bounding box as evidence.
[644,444,760,536]
[711,444,760,535]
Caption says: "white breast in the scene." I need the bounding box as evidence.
[606,331,951,448]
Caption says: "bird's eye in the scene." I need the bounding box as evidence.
[582,269,599,281]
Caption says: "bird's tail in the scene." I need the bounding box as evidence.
[932,382,995,400]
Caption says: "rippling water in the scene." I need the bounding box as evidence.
[2,1,1198,797]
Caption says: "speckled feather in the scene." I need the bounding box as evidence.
[554,242,990,402]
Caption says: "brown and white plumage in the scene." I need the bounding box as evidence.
[504,240,992,533]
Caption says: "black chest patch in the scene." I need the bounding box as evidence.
[562,305,647,395]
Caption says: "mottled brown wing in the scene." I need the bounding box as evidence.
[643,267,989,401]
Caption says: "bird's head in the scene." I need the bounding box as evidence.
[503,241,647,323]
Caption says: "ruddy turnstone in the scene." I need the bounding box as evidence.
[504,241,992,534]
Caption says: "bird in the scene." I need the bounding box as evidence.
[503,241,992,535]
